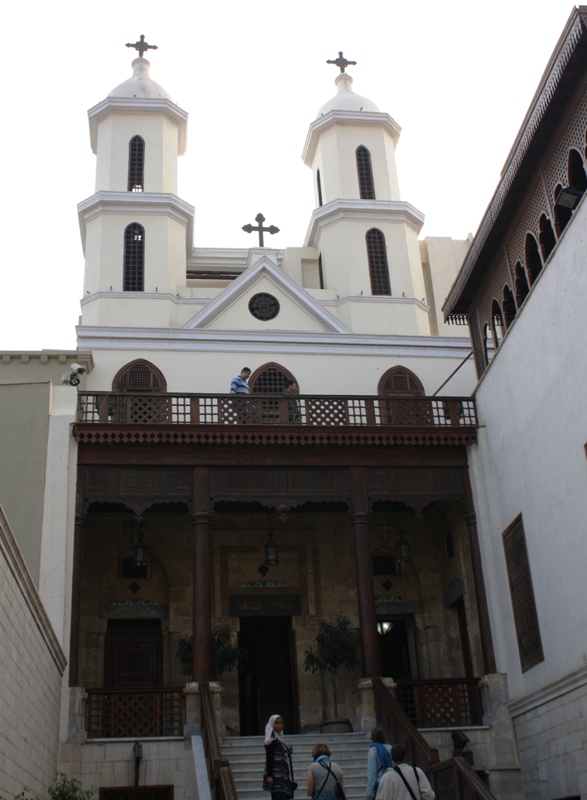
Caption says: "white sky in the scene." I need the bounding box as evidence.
[0,0,572,350]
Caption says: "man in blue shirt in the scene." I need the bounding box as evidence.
[230,368,251,394]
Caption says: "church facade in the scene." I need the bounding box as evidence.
[2,10,587,800]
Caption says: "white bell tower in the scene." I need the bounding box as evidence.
[78,43,194,329]
[302,59,429,335]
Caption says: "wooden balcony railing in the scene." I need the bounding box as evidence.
[200,682,238,800]
[395,678,483,728]
[77,392,477,429]
[431,757,496,800]
[86,688,184,738]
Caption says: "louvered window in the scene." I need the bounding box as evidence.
[379,367,424,396]
[366,228,391,295]
[128,135,145,192]
[503,516,544,672]
[356,146,375,199]
[114,360,166,393]
[124,223,145,292]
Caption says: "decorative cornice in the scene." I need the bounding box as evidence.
[183,256,351,333]
[73,425,477,448]
[0,351,93,370]
[304,198,425,247]
[77,191,195,254]
[0,505,67,673]
[443,8,586,316]
[75,325,473,359]
[302,109,402,165]
[88,97,188,155]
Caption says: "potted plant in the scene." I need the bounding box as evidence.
[303,615,360,732]
[175,625,249,678]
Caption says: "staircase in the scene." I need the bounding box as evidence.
[222,732,371,800]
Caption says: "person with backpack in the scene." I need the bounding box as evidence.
[376,744,435,800]
[366,726,392,800]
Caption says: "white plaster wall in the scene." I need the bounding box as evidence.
[0,507,65,798]
[468,197,587,701]
[82,214,187,297]
[38,386,79,647]
[95,115,179,194]
[82,346,476,397]
[420,237,471,337]
[312,124,400,203]
[81,296,179,328]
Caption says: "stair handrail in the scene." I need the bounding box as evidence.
[199,681,238,800]
[372,677,434,771]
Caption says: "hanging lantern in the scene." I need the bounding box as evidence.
[133,528,149,568]
[395,530,411,564]
[264,531,279,566]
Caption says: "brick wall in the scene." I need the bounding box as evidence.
[0,506,66,798]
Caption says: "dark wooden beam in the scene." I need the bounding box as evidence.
[192,467,213,681]
[68,466,86,686]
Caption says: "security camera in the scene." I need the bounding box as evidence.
[70,363,86,374]
[62,372,81,386]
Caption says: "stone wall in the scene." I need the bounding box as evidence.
[0,506,66,797]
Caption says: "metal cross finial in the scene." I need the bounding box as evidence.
[326,51,357,74]
[242,213,280,248]
[126,34,158,59]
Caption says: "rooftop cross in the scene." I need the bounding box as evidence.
[125,34,158,59]
[326,51,357,74]
[242,213,280,248]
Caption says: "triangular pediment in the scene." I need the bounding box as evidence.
[183,256,350,333]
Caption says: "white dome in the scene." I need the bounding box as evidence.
[108,58,172,100]
[318,73,379,117]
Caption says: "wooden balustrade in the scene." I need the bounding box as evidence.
[77,392,477,429]
[86,688,184,738]
[200,682,238,800]
[372,678,497,800]
[395,678,483,728]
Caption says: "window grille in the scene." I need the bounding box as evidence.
[379,367,424,396]
[317,169,323,207]
[124,223,145,291]
[356,146,375,199]
[114,360,166,393]
[503,516,544,672]
[250,364,295,394]
[128,135,145,192]
[366,228,391,295]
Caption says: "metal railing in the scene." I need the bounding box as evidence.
[395,678,483,728]
[86,688,184,738]
[77,392,477,428]
[200,682,238,800]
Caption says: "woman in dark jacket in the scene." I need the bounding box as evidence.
[264,714,295,800]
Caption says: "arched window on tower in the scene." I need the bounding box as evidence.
[249,363,299,424]
[128,136,145,192]
[366,228,391,295]
[317,169,323,207]
[356,145,376,199]
[525,233,543,285]
[538,214,556,263]
[502,286,517,329]
[124,223,145,291]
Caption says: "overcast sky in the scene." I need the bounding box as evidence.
[0,0,572,350]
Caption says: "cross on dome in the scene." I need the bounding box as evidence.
[125,35,158,58]
[326,51,357,74]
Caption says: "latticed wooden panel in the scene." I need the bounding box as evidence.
[396,680,482,728]
[433,768,458,800]
[505,175,549,272]
[118,363,161,391]
[542,82,587,200]
[87,690,183,738]
[383,399,432,426]
[306,397,348,425]
[108,396,171,423]
[219,397,260,425]
[504,517,544,671]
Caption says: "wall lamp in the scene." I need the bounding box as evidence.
[555,186,583,210]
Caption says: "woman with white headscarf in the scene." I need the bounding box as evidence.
[263,714,296,800]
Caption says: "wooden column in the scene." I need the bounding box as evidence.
[463,470,497,674]
[349,467,381,678]
[69,467,85,686]
[192,467,213,681]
